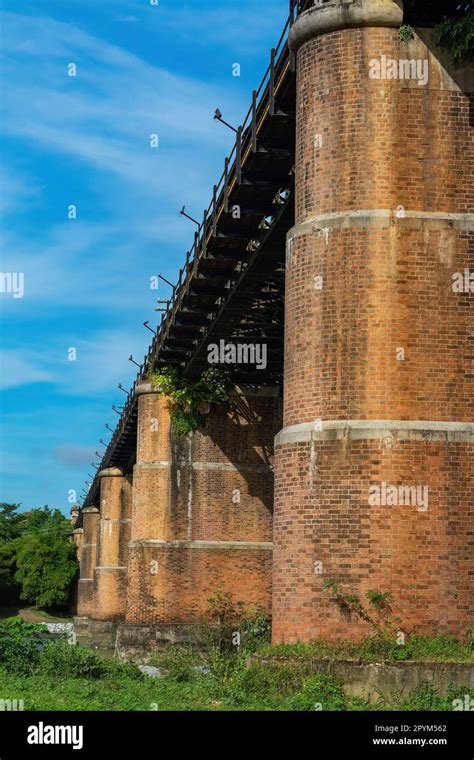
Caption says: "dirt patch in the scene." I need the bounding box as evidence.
[0,606,73,624]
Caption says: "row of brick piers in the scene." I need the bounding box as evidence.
[73,1,473,655]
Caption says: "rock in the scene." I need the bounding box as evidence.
[139,665,164,678]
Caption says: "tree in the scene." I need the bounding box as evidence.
[0,504,78,609]
[0,503,25,598]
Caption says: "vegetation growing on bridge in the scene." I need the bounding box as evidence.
[148,367,232,436]
[400,3,473,65]
[435,11,474,65]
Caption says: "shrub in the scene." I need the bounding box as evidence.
[150,646,197,682]
[149,367,231,436]
[399,24,415,42]
[239,611,272,653]
[112,661,144,681]
[0,617,46,674]
[38,641,107,680]
[287,675,348,711]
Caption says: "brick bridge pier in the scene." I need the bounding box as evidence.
[74,0,473,657]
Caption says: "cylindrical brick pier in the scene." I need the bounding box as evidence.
[76,506,99,618]
[273,0,473,643]
[92,467,131,620]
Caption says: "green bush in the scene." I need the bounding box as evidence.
[0,617,46,674]
[149,367,231,436]
[38,641,108,680]
[150,646,198,682]
[111,661,144,681]
[206,646,243,682]
[348,635,412,662]
[240,612,272,653]
[287,675,348,711]
[399,24,415,42]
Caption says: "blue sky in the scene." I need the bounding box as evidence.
[0,0,287,513]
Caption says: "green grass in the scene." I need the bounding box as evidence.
[0,668,227,711]
[258,634,474,663]
[0,622,472,712]
[1,664,472,712]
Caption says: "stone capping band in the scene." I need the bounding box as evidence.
[133,462,171,470]
[129,539,273,551]
[288,210,474,241]
[134,462,273,473]
[98,519,132,525]
[135,381,161,396]
[98,467,123,478]
[191,462,273,473]
[276,420,474,447]
[289,0,404,53]
[81,507,99,515]
[94,566,128,572]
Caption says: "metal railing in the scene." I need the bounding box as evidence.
[82,0,313,509]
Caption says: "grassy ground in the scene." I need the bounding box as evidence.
[1,664,472,712]
[257,634,474,663]
[0,632,472,712]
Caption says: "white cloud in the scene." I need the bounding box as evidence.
[0,166,44,215]
[1,11,238,166]
[0,349,55,390]
[0,10,244,314]
[0,328,147,395]
[52,444,96,467]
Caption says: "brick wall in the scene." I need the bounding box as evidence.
[124,385,280,629]
[274,5,473,642]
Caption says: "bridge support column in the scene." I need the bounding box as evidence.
[92,467,131,622]
[117,383,279,659]
[76,506,99,618]
[273,0,473,642]
[124,383,173,631]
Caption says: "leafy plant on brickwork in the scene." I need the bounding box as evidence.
[399,24,415,41]
[366,590,393,614]
[436,11,474,65]
[323,580,396,635]
[148,367,232,436]
[323,580,372,624]
[204,593,271,655]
